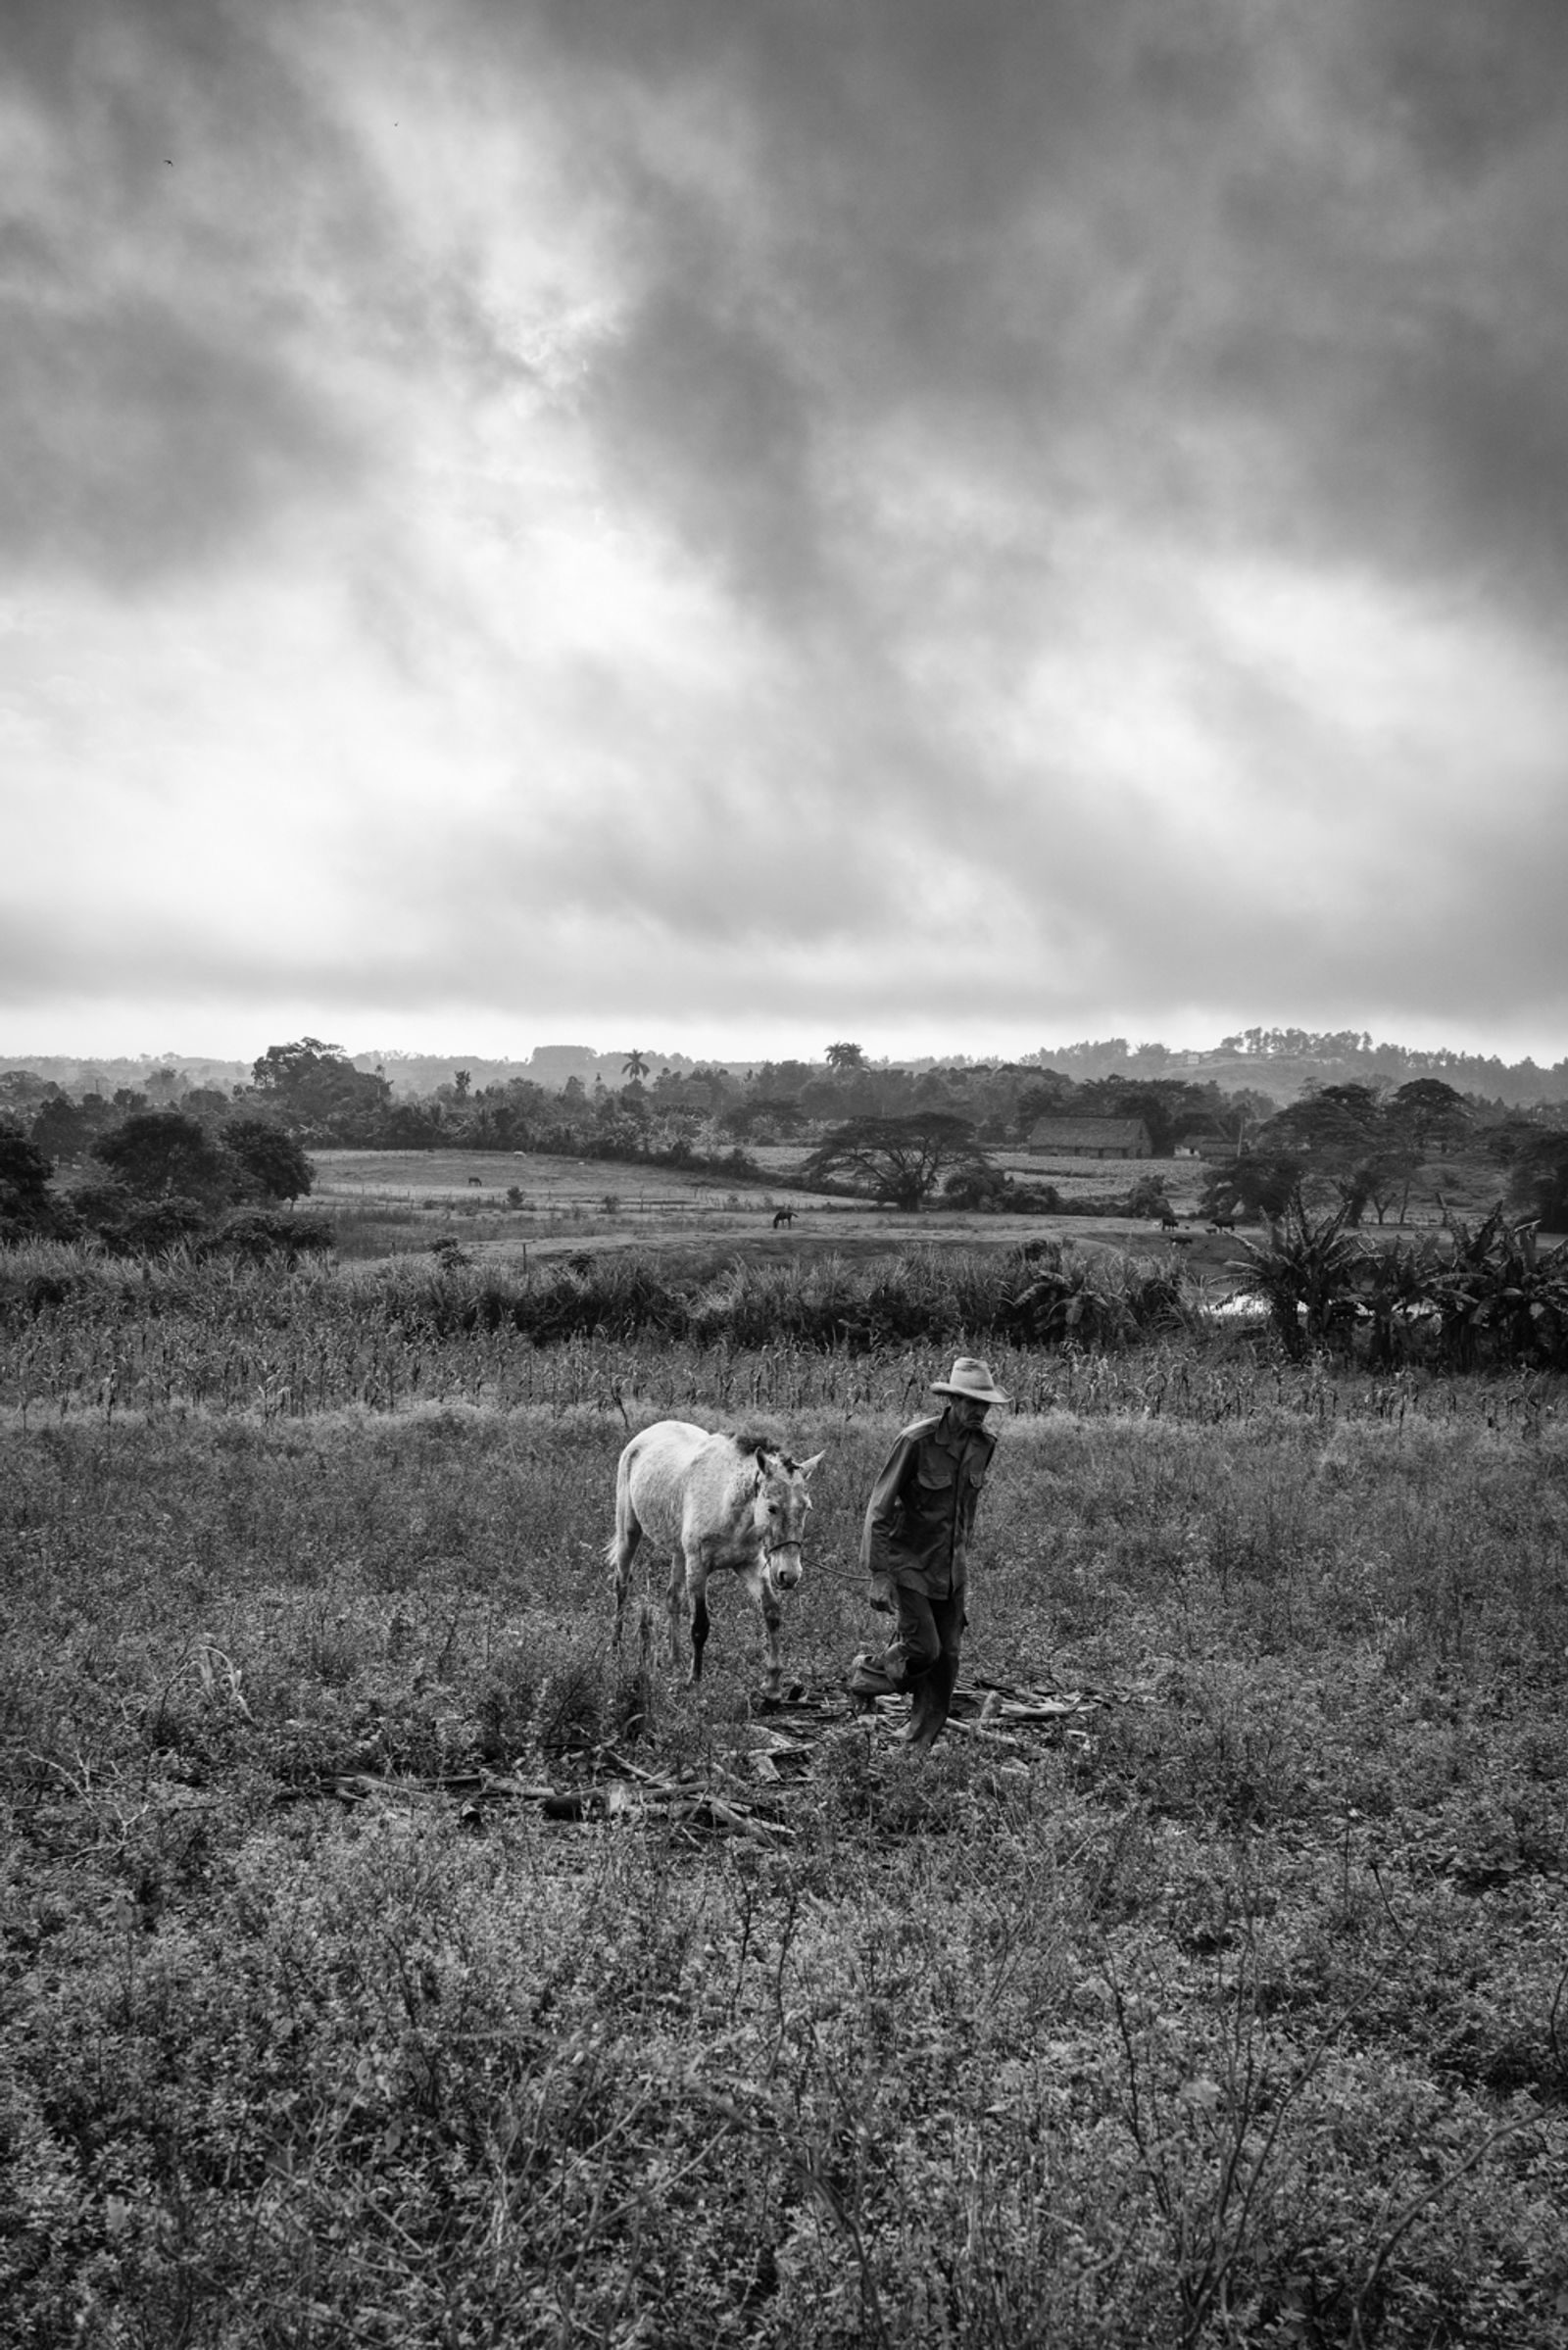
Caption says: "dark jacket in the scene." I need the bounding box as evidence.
[860,1410,997,1601]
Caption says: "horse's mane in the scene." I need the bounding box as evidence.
[728,1429,782,1469]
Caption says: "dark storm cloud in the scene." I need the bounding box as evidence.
[0,0,374,584]
[497,0,1568,632]
[5,0,1567,1053]
[0,296,357,583]
[12,0,1566,614]
[583,283,824,613]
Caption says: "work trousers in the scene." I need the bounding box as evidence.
[875,1586,964,1746]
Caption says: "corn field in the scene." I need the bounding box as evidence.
[1,1239,1562,1431]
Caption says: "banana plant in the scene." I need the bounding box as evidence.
[1428,1209,1568,1370]
[1229,1202,1362,1358]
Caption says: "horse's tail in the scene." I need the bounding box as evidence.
[607,1442,638,1572]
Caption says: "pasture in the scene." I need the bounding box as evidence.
[306,1147,1213,1270]
[305,1143,1528,1282]
[308,1147,824,1263]
[2,1255,1566,2346]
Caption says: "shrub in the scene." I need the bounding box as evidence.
[1506,1131,1568,1234]
[204,1208,334,1261]
[0,1123,75,1243]
[74,1184,212,1256]
[1126,1174,1172,1219]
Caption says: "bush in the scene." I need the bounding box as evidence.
[0,1123,76,1243]
[74,1184,212,1256]
[1126,1174,1172,1219]
[204,1208,333,1261]
[1507,1132,1568,1233]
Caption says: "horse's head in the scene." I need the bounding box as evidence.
[752,1448,824,1593]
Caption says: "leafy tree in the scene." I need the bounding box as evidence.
[1252,1086,1412,1225]
[824,1041,866,1071]
[1391,1078,1473,1157]
[28,1097,93,1161]
[0,1123,70,1242]
[74,1094,118,1135]
[1015,1073,1076,1131]
[0,1070,59,1110]
[222,1119,314,1202]
[1267,1083,1385,1154]
[1074,1075,1223,1156]
[248,1039,391,1141]
[92,1111,232,1203]
[721,1096,810,1141]
[1202,1151,1307,1225]
[803,1113,990,1208]
[382,1101,444,1148]
[1506,1132,1568,1233]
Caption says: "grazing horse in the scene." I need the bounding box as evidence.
[609,1423,824,1698]
[771,1207,794,1228]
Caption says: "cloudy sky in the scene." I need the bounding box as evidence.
[3,0,1566,1067]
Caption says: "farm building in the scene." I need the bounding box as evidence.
[1173,1128,1237,1159]
[1027,1116,1153,1159]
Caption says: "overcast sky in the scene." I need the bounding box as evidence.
[3,0,1566,1067]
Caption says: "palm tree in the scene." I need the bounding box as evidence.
[621,1050,650,1081]
[824,1041,865,1072]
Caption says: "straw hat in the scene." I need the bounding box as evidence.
[930,1356,1010,1405]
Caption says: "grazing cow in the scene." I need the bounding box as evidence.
[771,1207,795,1229]
[1158,1207,1181,1232]
[609,1423,824,1698]
[466,1176,482,1187]
[1208,1213,1237,1234]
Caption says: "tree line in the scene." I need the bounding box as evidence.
[4,1036,1568,1248]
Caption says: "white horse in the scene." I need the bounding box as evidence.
[608,1423,824,1698]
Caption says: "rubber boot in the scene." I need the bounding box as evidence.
[904,1652,958,1751]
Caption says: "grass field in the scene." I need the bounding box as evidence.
[3,1256,1566,2345]
[305,1148,1245,1274]
[307,1144,1525,1272]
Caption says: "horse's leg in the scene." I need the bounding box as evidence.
[609,1502,641,1651]
[683,1545,712,1686]
[744,1563,784,1700]
[665,1546,688,1675]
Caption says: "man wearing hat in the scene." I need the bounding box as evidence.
[847,1355,1009,1750]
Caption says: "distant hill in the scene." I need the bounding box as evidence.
[1,1029,1563,1107]
[351,1047,738,1097]
[0,1054,253,1099]
[1025,1032,1568,1106]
